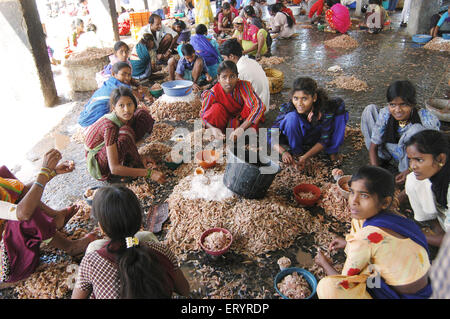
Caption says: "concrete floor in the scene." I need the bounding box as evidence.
[2,9,449,299]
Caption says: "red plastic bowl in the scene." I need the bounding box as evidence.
[199,227,233,256]
[195,150,219,169]
[293,184,321,207]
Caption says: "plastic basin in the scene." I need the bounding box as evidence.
[337,175,352,199]
[274,267,317,299]
[293,184,321,207]
[412,34,432,44]
[195,150,219,169]
[199,227,233,256]
[161,80,193,97]
[443,33,450,40]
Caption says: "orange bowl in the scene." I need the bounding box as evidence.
[199,227,233,256]
[293,184,321,207]
[195,150,219,169]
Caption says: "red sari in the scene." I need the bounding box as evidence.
[200,80,265,132]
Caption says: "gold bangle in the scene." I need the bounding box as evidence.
[42,167,56,177]
[38,171,50,181]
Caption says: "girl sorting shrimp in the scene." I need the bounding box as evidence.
[361,80,441,185]
[268,77,349,168]
[315,166,432,299]
[72,186,190,299]
[84,86,165,183]
[405,130,449,247]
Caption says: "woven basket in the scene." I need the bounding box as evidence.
[264,68,284,94]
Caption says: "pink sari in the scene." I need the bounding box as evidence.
[326,3,351,34]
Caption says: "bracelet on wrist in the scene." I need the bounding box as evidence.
[41,167,56,177]
[34,181,45,189]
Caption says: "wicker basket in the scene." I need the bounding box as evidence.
[264,68,284,94]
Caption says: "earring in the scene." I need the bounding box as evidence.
[439,163,444,167]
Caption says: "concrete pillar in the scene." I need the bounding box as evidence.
[0,0,57,107]
[355,0,362,17]
[407,0,440,35]
[88,0,119,47]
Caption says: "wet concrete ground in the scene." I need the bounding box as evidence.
[2,10,449,299]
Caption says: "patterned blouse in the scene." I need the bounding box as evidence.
[75,242,179,299]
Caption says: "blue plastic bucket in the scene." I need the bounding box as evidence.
[161,80,193,97]
[382,1,389,10]
[443,33,450,40]
[274,267,317,299]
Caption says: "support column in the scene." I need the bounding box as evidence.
[88,0,119,47]
[0,0,57,107]
[355,0,362,17]
[407,0,440,36]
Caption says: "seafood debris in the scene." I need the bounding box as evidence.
[84,188,98,200]
[144,123,175,143]
[423,37,450,52]
[324,34,359,49]
[258,56,286,66]
[277,256,292,270]
[296,192,316,200]
[150,83,162,90]
[142,94,202,121]
[277,272,311,299]
[328,75,369,92]
[202,230,232,251]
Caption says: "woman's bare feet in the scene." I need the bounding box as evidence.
[53,205,79,230]
[49,231,99,257]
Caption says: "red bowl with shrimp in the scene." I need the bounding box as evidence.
[293,184,321,207]
[199,227,233,256]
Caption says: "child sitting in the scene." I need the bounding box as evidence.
[175,44,213,92]
[405,130,449,247]
[96,41,132,88]
[72,185,190,299]
[315,165,432,299]
[268,77,348,168]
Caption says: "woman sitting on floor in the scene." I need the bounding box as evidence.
[0,149,97,286]
[325,0,351,34]
[405,130,449,247]
[190,24,222,78]
[361,80,441,185]
[269,77,348,168]
[129,33,159,82]
[239,6,270,58]
[79,62,133,128]
[72,185,190,299]
[361,0,389,34]
[200,60,266,142]
[315,165,432,299]
[267,3,295,39]
[84,86,166,184]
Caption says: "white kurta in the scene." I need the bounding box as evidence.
[405,172,450,232]
[236,55,270,115]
